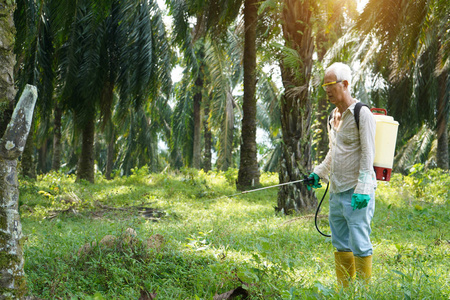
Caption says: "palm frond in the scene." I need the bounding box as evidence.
[395,125,436,173]
[59,2,99,126]
[48,0,78,42]
[436,6,450,73]
[15,0,55,118]
[150,2,173,98]
[412,44,439,125]
[226,28,244,88]
[321,30,360,70]
[262,136,282,172]
[216,90,235,170]
[357,0,435,76]
[166,0,197,68]
[204,36,241,170]
[118,105,161,175]
[171,76,195,167]
[256,71,281,131]
[118,0,154,110]
[205,0,242,39]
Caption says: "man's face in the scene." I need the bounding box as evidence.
[323,71,345,105]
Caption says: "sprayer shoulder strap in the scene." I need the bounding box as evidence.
[354,102,370,130]
[328,102,370,130]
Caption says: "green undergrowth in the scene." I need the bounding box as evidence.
[19,166,450,299]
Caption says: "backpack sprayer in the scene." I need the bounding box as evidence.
[371,108,399,181]
[214,107,399,237]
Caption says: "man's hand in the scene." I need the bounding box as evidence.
[351,193,370,210]
[306,173,322,191]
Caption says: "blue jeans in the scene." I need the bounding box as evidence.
[329,188,375,257]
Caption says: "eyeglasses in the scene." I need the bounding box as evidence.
[321,80,342,91]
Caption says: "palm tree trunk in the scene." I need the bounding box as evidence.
[192,74,203,169]
[51,104,62,171]
[77,117,95,183]
[105,128,115,180]
[278,80,316,213]
[192,44,205,169]
[277,0,317,213]
[315,31,330,162]
[37,138,49,174]
[316,97,329,162]
[203,99,212,172]
[436,71,449,170]
[237,0,260,190]
[0,85,38,299]
[149,134,158,173]
[0,0,16,136]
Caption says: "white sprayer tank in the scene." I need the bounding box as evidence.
[371,108,399,181]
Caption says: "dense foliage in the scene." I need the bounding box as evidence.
[11,0,448,183]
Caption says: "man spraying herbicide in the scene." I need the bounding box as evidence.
[307,62,377,287]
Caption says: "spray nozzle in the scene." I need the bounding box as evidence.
[304,175,315,186]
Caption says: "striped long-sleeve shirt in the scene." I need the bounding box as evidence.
[314,101,377,194]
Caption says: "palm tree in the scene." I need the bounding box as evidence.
[275,0,317,213]
[172,38,236,170]
[111,92,172,176]
[167,0,242,170]
[168,0,263,179]
[13,0,56,178]
[171,69,196,167]
[53,0,171,182]
[14,0,172,182]
[256,71,282,172]
[205,32,242,171]
[204,26,282,172]
[167,0,209,169]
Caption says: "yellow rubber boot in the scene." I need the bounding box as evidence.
[355,255,372,284]
[334,252,356,287]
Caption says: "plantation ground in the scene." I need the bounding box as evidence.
[19,167,450,299]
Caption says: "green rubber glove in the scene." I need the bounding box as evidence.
[351,193,370,210]
[306,173,322,191]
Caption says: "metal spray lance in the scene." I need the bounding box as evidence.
[211,176,331,237]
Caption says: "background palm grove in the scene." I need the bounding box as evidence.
[0,0,449,299]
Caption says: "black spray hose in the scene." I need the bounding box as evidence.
[315,182,331,237]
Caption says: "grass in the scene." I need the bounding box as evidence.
[19,166,450,299]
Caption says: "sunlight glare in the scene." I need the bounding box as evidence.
[357,0,369,13]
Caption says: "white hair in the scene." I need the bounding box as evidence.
[325,62,352,86]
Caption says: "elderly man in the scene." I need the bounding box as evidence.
[308,62,377,287]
